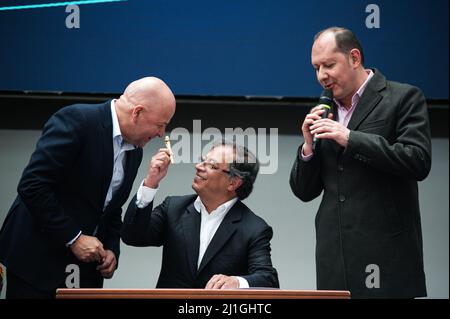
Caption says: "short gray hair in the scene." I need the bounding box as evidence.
[211,140,259,200]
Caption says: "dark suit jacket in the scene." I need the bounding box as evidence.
[122,194,279,288]
[0,101,142,292]
[290,69,431,298]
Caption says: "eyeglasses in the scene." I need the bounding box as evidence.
[198,156,231,175]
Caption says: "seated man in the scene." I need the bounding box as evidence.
[122,141,279,289]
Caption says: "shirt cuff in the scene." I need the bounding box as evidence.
[136,180,158,209]
[235,276,250,288]
[66,231,82,247]
[300,145,314,162]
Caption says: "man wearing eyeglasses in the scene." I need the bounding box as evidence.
[121,141,279,289]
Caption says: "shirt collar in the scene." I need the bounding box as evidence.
[110,100,135,151]
[335,69,374,109]
[194,196,238,217]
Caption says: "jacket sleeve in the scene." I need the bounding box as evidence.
[242,226,280,288]
[17,107,85,245]
[289,145,324,202]
[345,86,432,181]
[102,207,123,261]
[121,195,168,247]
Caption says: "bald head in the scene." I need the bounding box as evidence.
[122,77,175,113]
[116,77,176,147]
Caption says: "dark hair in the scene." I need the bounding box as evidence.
[314,27,365,65]
[211,141,259,200]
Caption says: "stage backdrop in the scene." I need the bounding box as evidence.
[0,0,448,99]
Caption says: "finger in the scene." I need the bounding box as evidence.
[313,132,333,140]
[211,275,226,289]
[311,125,332,135]
[310,106,326,114]
[206,275,221,289]
[153,157,170,166]
[157,148,172,157]
[154,151,171,160]
[221,281,234,290]
[96,257,112,271]
[100,263,114,276]
[213,280,225,290]
[101,269,113,279]
[310,120,334,130]
[205,278,215,289]
[97,246,106,262]
[312,118,334,125]
[306,113,323,121]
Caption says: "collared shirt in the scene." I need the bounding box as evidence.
[194,196,238,268]
[105,100,136,209]
[334,69,374,127]
[194,196,249,288]
[301,69,374,161]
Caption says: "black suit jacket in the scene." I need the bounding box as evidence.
[0,101,142,292]
[122,195,279,288]
[290,69,431,298]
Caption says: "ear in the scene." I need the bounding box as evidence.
[131,105,144,123]
[227,176,243,193]
[349,49,362,68]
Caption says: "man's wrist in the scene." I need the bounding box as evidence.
[143,176,158,188]
[67,231,82,247]
[302,142,313,156]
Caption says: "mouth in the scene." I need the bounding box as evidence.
[324,83,334,90]
[194,174,207,182]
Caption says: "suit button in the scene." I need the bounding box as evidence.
[338,165,344,172]
[339,195,346,202]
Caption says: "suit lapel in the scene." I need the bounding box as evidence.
[197,202,243,275]
[103,148,139,212]
[99,101,114,209]
[347,69,386,131]
[181,203,201,278]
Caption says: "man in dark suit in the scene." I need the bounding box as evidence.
[122,142,279,289]
[290,27,431,298]
[0,77,176,298]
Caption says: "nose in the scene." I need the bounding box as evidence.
[195,162,205,171]
[317,66,328,83]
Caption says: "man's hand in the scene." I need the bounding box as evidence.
[96,250,117,279]
[310,118,350,147]
[70,234,106,263]
[302,106,334,155]
[205,274,240,290]
[143,148,172,188]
